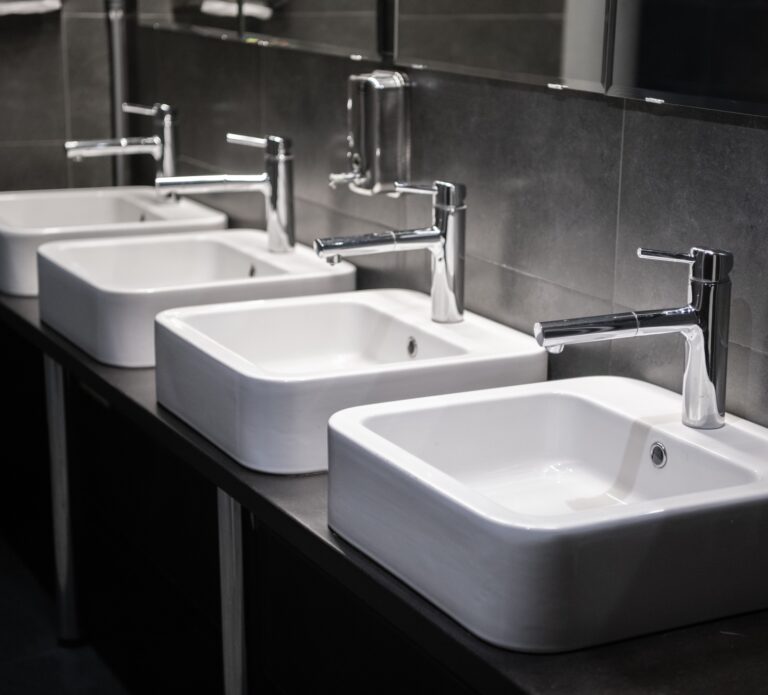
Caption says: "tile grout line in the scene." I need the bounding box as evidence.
[60,13,74,188]
[608,100,628,375]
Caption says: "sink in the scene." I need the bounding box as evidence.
[328,376,768,652]
[0,186,227,296]
[38,230,355,367]
[155,289,546,474]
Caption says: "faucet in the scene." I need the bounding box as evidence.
[155,133,295,254]
[314,180,466,323]
[65,102,177,179]
[534,246,734,429]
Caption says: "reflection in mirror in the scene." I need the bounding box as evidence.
[395,0,608,92]
[138,0,240,33]
[240,0,378,59]
[609,0,768,116]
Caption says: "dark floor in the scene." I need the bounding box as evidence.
[0,534,130,695]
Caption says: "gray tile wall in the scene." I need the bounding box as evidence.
[0,2,112,191]
[133,27,768,427]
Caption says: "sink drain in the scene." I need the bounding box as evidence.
[407,336,418,358]
[650,442,667,468]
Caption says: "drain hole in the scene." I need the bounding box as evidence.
[407,336,418,358]
[248,264,257,278]
[139,213,147,223]
[650,442,667,468]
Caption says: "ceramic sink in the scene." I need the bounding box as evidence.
[327,376,768,652]
[155,289,547,474]
[0,186,227,295]
[38,230,355,367]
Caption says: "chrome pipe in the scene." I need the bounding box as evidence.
[315,228,443,258]
[217,490,246,695]
[44,357,80,643]
[107,0,130,185]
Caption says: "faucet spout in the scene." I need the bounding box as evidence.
[65,136,162,162]
[314,228,443,259]
[534,306,698,349]
[533,246,733,430]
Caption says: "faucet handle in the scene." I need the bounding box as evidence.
[122,102,175,118]
[226,133,292,157]
[637,248,695,264]
[394,182,437,196]
[638,246,733,282]
[395,181,467,208]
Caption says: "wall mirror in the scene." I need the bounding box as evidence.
[394,0,609,93]
[240,0,379,60]
[607,0,768,117]
[138,0,381,60]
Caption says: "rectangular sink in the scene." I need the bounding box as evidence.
[155,289,547,474]
[328,376,768,652]
[0,186,227,296]
[38,231,355,367]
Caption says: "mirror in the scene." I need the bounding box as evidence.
[241,0,379,59]
[607,0,768,117]
[395,0,609,93]
[138,0,380,60]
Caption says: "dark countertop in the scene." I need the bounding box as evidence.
[3,293,768,695]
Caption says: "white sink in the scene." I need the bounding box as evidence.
[0,186,227,296]
[328,376,768,652]
[155,289,547,474]
[38,231,355,367]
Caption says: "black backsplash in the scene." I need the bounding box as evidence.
[0,3,112,191]
[132,26,768,428]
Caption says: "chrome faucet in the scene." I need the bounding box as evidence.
[65,102,177,178]
[534,247,734,429]
[155,133,295,253]
[314,180,466,323]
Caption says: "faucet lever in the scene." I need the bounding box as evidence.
[226,132,292,157]
[226,133,268,149]
[122,102,175,118]
[637,248,695,264]
[394,182,437,196]
[639,246,733,283]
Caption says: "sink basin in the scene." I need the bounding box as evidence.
[38,231,355,367]
[0,186,227,296]
[155,289,547,474]
[328,376,768,652]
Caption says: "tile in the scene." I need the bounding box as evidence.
[0,536,129,694]
[68,157,113,188]
[0,650,130,695]
[608,331,685,394]
[463,254,614,379]
[260,48,407,230]
[63,16,112,141]
[616,101,768,355]
[0,143,69,191]
[407,69,624,301]
[294,197,431,293]
[243,0,377,54]
[0,14,66,142]
[727,344,768,428]
[153,29,261,173]
[62,0,108,13]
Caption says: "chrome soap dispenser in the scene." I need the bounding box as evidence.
[329,70,410,196]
